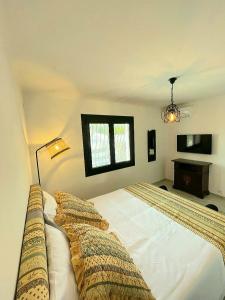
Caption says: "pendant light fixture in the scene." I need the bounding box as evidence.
[162,77,181,123]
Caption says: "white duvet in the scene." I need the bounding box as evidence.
[89,189,225,300]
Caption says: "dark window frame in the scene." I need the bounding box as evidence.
[81,114,135,177]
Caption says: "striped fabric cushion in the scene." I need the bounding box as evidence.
[15,185,49,300]
[54,198,109,230]
[63,223,155,300]
[54,191,86,204]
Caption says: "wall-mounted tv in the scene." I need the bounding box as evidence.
[177,134,212,154]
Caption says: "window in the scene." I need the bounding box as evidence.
[81,114,135,176]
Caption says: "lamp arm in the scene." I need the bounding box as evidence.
[35,143,48,185]
[36,137,60,152]
[35,148,42,185]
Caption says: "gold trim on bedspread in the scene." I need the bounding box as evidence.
[125,183,225,262]
[15,184,49,300]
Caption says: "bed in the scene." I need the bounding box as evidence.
[15,183,225,300]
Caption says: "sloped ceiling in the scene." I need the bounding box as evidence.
[2,0,225,106]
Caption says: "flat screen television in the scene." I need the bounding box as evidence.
[177,134,212,154]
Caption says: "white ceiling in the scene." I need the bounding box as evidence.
[2,0,225,106]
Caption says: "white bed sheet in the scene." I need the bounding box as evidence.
[89,189,225,300]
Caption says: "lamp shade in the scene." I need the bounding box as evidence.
[162,103,181,123]
[162,77,181,123]
[46,137,70,159]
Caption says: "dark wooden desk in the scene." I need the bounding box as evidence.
[172,158,212,198]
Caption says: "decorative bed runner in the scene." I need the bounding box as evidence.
[15,184,49,300]
[125,183,225,262]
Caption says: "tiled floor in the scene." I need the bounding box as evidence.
[154,179,225,215]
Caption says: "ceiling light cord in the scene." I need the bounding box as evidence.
[171,83,174,105]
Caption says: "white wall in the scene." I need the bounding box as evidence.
[0,29,31,300]
[165,96,225,197]
[24,93,166,199]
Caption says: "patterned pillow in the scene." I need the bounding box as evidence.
[54,191,87,204]
[63,223,155,300]
[54,199,109,230]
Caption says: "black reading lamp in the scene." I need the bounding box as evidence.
[35,137,70,185]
